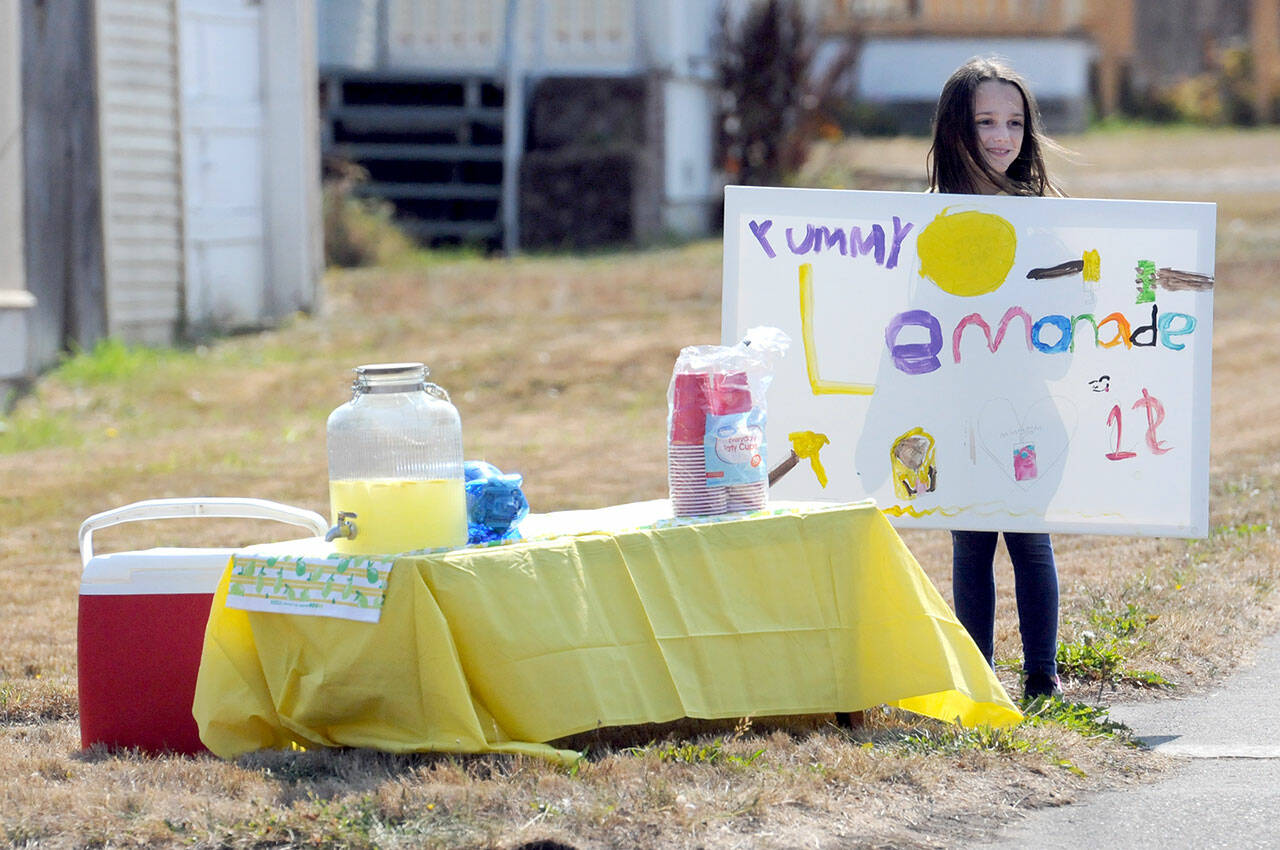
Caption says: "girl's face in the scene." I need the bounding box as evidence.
[972,80,1024,182]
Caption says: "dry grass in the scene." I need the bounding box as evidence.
[2,126,1279,848]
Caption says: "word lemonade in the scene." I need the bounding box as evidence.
[326,363,468,555]
[745,208,1205,380]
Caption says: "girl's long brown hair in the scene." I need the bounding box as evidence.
[927,57,1062,197]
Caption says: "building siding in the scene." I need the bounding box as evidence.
[1,1,24,296]
[376,0,644,74]
[96,0,184,344]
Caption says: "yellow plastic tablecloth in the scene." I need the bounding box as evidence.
[193,501,1021,763]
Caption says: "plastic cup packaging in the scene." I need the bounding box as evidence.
[711,371,752,415]
[666,329,793,518]
[725,481,768,512]
[668,437,726,516]
[669,369,764,517]
[670,372,713,445]
[672,495,727,516]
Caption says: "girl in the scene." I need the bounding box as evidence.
[927,56,1063,702]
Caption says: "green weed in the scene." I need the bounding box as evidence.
[645,737,766,767]
[1213,521,1272,537]
[621,717,765,767]
[1123,669,1176,687]
[1056,638,1172,691]
[308,793,387,840]
[0,411,78,453]
[0,339,192,453]
[228,794,398,849]
[1087,602,1158,637]
[1023,697,1135,744]
[53,338,175,386]
[1056,602,1175,694]
[1057,639,1125,683]
[895,722,1054,759]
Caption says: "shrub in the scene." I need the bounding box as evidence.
[322,158,416,268]
[1140,45,1260,126]
[714,0,856,186]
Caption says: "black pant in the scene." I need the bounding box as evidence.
[951,530,1059,679]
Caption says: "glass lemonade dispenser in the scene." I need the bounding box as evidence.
[325,363,468,554]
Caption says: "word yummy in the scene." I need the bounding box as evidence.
[748,217,914,269]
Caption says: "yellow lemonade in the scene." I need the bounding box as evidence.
[329,478,468,554]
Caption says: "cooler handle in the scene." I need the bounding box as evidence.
[78,497,330,567]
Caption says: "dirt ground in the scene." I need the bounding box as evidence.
[0,126,1278,849]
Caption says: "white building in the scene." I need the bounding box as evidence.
[317,0,721,250]
[3,0,322,386]
[0,0,33,386]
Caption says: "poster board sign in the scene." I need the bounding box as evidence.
[722,186,1215,537]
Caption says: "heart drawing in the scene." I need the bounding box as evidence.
[976,396,1078,490]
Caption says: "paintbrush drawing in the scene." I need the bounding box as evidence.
[1154,267,1215,291]
[1027,249,1100,281]
[1136,259,1213,301]
[1026,260,1083,279]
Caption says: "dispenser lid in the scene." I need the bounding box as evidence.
[353,363,430,394]
[355,362,427,376]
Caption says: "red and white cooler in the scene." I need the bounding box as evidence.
[77,498,328,755]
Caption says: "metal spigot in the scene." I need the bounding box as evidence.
[325,511,358,542]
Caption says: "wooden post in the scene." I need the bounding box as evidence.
[1087,0,1135,119]
[21,0,107,368]
[1253,0,1280,123]
[501,0,527,255]
[1,0,25,297]
[262,0,323,320]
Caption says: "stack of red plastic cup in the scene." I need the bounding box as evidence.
[713,372,767,512]
[669,370,769,516]
[668,371,727,516]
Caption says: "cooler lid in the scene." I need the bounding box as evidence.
[79,538,326,595]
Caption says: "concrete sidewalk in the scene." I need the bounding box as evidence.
[978,630,1280,849]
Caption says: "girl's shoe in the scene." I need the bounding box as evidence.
[1023,672,1063,702]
